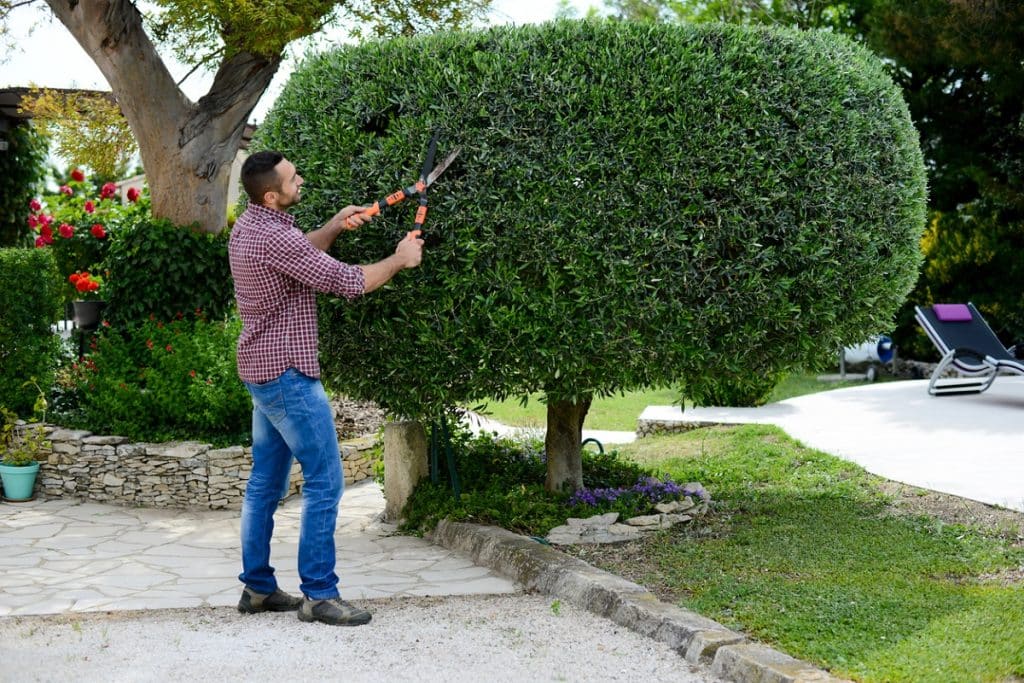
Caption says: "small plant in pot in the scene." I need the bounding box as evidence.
[0,381,51,502]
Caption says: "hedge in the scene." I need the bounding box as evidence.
[0,248,61,415]
[253,19,927,413]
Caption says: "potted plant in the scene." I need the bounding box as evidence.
[0,412,49,502]
[0,381,51,502]
[69,270,106,330]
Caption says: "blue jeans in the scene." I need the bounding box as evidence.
[240,368,343,600]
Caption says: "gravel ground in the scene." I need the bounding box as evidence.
[0,593,722,683]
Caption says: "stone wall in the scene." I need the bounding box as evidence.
[18,423,379,510]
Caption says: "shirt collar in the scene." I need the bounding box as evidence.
[246,202,296,228]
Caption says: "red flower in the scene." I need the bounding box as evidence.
[59,223,74,239]
[59,185,74,196]
[40,224,53,240]
[27,214,38,229]
[102,320,110,327]
[126,187,140,202]
[90,223,106,239]
[29,198,41,212]
[84,200,95,214]
[35,236,45,248]
[189,370,197,378]
[71,168,85,182]
[68,273,80,285]
[101,182,117,199]
[38,213,52,226]
[146,339,154,350]
[165,344,173,352]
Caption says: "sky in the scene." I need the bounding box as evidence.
[1,0,600,124]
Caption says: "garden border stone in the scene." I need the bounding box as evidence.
[430,519,851,683]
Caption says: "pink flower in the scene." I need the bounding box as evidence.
[90,223,106,239]
[84,200,95,214]
[27,214,38,229]
[59,185,74,196]
[101,182,117,199]
[126,187,140,202]
[58,223,74,239]
[71,168,85,182]
[29,198,41,212]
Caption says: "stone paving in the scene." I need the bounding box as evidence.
[0,480,519,617]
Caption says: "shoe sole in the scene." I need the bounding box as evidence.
[297,609,372,626]
[237,604,302,614]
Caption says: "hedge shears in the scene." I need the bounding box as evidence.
[344,135,460,242]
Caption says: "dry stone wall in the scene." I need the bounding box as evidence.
[20,423,379,510]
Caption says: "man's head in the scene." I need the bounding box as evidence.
[241,150,303,210]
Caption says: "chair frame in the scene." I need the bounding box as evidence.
[913,302,1024,396]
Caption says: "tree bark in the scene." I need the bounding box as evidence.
[44,0,281,232]
[544,397,592,493]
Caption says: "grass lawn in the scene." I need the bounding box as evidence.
[473,373,874,431]
[570,425,1024,682]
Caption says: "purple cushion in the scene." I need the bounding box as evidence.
[933,303,972,322]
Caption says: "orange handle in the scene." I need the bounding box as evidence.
[343,203,380,229]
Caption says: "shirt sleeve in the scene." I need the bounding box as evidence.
[264,225,365,300]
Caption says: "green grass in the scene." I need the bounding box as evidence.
[472,373,884,431]
[609,424,1024,682]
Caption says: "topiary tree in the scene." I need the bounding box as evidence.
[253,20,927,491]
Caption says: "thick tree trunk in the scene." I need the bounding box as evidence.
[44,0,281,233]
[544,397,592,493]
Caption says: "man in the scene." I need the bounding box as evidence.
[229,150,423,626]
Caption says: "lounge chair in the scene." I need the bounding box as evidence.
[914,302,1024,396]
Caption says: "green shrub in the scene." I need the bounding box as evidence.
[399,427,692,535]
[255,19,926,415]
[0,124,49,247]
[101,216,234,326]
[0,248,61,415]
[58,314,250,445]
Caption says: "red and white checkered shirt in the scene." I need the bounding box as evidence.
[229,203,365,384]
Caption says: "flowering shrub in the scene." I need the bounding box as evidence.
[56,313,250,446]
[27,168,149,302]
[67,271,103,301]
[569,476,709,509]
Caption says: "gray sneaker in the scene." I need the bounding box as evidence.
[298,597,372,626]
[237,587,303,613]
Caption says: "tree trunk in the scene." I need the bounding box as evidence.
[544,397,592,493]
[44,0,281,233]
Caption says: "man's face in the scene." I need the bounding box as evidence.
[270,159,304,209]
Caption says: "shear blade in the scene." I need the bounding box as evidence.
[425,147,461,187]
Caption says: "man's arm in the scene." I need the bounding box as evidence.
[307,205,371,252]
[360,238,424,293]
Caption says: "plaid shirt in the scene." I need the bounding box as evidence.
[229,203,365,384]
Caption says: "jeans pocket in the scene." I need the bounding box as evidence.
[245,373,287,422]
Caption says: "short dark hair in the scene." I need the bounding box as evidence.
[241,150,285,205]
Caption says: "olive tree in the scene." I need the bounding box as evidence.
[253,20,927,491]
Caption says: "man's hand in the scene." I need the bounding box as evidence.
[335,205,372,230]
[395,236,424,269]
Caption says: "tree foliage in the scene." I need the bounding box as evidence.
[253,20,926,487]
[19,88,137,179]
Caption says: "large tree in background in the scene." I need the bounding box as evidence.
[0,0,489,233]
